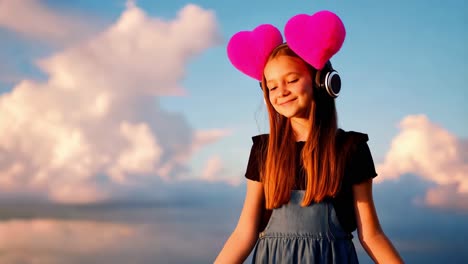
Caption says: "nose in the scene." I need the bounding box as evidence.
[278,83,290,96]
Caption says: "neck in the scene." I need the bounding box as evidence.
[290,117,310,142]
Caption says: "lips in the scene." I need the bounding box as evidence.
[279,98,296,105]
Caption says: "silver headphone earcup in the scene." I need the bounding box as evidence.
[324,71,341,98]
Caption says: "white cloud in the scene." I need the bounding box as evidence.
[376,114,468,211]
[199,155,242,186]
[192,129,232,153]
[202,155,224,180]
[0,3,225,203]
[424,184,468,210]
[107,122,163,183]
[0,0,95,44]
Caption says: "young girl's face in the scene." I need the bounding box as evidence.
[263,55,314,119]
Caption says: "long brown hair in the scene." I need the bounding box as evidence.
[260,44,344,208]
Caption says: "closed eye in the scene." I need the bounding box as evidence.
[287,79,298,84]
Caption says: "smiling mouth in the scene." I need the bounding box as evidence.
[279,98,296,105]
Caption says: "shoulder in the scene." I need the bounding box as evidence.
[250,133,269,152]
[249,134,269,157]
[337,129,378,184]
[245,134,269,182]
[251,133,269,144]
[248,134,269,160]
[336,128,370,155]
[336,128,374,167]
[336,128,369,145]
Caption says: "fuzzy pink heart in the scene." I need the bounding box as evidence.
[227,24,283,81]
[285,10,346,70]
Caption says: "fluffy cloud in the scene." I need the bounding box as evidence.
[202,156,224,180]
[376,114,468,211]
[200,155,242,186]
[0,3,225,203]
[424,184,468,210]
[0,0,95,44]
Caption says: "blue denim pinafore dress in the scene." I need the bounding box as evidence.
[251,190,359,263]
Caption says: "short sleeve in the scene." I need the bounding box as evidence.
[348,140,378,185]
[244,134,268,182]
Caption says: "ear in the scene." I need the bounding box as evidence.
[314,70,322,88]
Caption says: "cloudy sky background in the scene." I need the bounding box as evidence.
[0,0,466,263]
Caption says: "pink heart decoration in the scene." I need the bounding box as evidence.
[227,24,283,81]
[284,10,346,70]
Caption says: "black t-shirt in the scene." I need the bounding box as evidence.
[244,129,378,233]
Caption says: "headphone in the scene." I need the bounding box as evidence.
[317,61,341,98]
[259,60,342,98]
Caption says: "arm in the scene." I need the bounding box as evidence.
[353,179,404,264]
[214,179,264,264]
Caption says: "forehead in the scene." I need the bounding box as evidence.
[263,56,309,80]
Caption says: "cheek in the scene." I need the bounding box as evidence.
[268,95,281,111]
[298,82,313,97]
[268,92,277,103]
[304,87,313,98]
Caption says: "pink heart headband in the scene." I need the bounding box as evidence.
[227,10,346,81]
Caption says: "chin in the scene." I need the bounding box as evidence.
[274,106,306,119]
[279,109,309,119]
[278,111,298,119]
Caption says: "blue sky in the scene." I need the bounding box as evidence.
[0,0,467,263]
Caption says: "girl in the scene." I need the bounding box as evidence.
[215,11,403,264]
